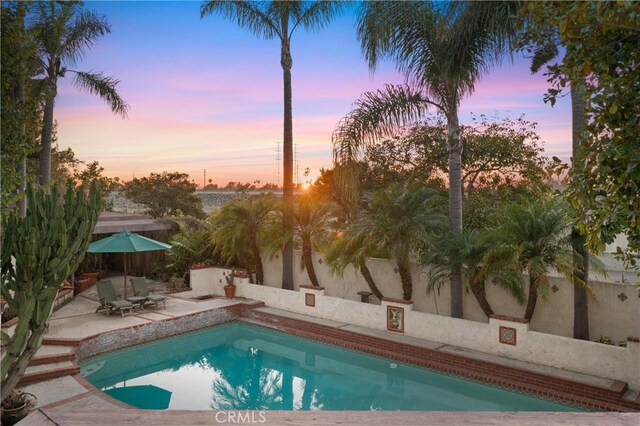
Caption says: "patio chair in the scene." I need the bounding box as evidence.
[131,277,167,310]
[96,280,133,317]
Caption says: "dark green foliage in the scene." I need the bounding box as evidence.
[166,218,218,281]
[1,183,102,401]
[518,1,640,266]
[123,172,205,219]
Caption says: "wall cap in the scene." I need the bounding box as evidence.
[490,314,529,324]
[627,336,640,343]
[382,297,413,305]
[300,285,324,290]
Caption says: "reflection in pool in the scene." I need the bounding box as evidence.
[80,322,581,411]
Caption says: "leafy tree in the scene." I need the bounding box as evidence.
[421,229,524,318]
[360,114,549,192]
[209,194,279,285]
[496,199,598,321]
[201,0,344,291]
[333,1,519,317]
[518,1,640,267]
[123,172,205,219]
[345,184,446,301]
[1,183,102,401]
[1,1,43,216]
[166,218,218,281]
[30,1,128,185]
[290,194,332,287]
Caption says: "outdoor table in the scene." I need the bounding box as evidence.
[126,296,146,311]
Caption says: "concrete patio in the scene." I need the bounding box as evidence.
[8,276,640,425]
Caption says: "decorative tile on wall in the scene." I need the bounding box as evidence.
[499,326,517,346]
[387,306,404,333]
[305,293,315,307]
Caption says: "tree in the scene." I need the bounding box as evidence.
[1,183,102,402]
[209,194,279,285]
[166,218,218,281]
[201,1,343,291]
[291,194,332,287]
[345,184,446,301]
[517,11,592,340]
[359,114,549,192]
[518,1,640,268]
[1,1,43,216]
[421,229,524,318]
[495,199,596,321]
[122,172,205,219]
[332,1,519,317]
[30,1,128,185]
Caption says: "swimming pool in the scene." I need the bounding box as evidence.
[80,322,580,411]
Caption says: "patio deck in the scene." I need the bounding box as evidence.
[10,277,640,425]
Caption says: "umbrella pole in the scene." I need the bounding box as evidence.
[124,253,128,299]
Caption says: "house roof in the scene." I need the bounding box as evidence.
[93,212,174,235]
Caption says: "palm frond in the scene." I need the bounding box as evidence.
[290,1,346,36]
[71,71,128,116]
[201,1,281,40]
[60,9,111,66]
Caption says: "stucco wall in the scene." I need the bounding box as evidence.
[260,251,639,342]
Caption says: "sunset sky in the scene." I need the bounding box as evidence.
[54,1,572,187]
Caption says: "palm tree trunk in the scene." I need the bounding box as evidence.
[397,256,413,301]
[571,82,590,340]
[251,240,264,285]
[469,277,494,318]
[39,93,55,186]
[281,38,294,291]
[447,109,464,318]
[302,239,320,287]
[524,274,538,321]
[359,264,383,300]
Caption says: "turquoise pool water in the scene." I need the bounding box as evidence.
[80,322,580,411]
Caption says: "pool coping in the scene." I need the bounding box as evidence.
[36,301,640,413]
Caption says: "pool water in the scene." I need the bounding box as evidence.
[80,322,580,411]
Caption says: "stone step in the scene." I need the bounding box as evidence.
[19,361,79,385]
[30,345,76,366]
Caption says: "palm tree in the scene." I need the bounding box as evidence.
[344,184,446,301]
[201,1,344,291]
[332,1,519,317]
[325,220,385,301]
[421,229,524,318]
[496,199,592,321]
[291,194,332,287]
[30,1,128,185]
[209,194,279,285]
[166,218,218,281]
[527,40,591,339]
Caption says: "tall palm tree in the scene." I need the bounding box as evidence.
[201,1,343,291]
[209,194,279,285]
[496,199,593,321]
[421,229,524,318]
[528,41,591,339]
[345,184,446,301]
[30,1,128,185]
[291,194,332,287]
[332,1,519,317]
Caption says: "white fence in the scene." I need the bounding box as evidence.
[261,251,640,342]
[191,266,640,389]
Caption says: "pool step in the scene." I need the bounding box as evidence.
[19,360,79,386]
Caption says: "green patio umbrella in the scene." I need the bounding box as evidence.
[87,231,171,298]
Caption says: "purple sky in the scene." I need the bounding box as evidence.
[54,1,571,187]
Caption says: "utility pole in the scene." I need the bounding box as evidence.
[203,169,206,189]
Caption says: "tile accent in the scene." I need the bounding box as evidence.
[387,306,404,333]
[499,326,517,346]
[305,293,315,307]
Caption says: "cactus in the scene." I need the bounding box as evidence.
[0,183,101,402]
[225,268,235,286]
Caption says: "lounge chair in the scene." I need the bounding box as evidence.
[131,277,167,310]
[96,280,133,317]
